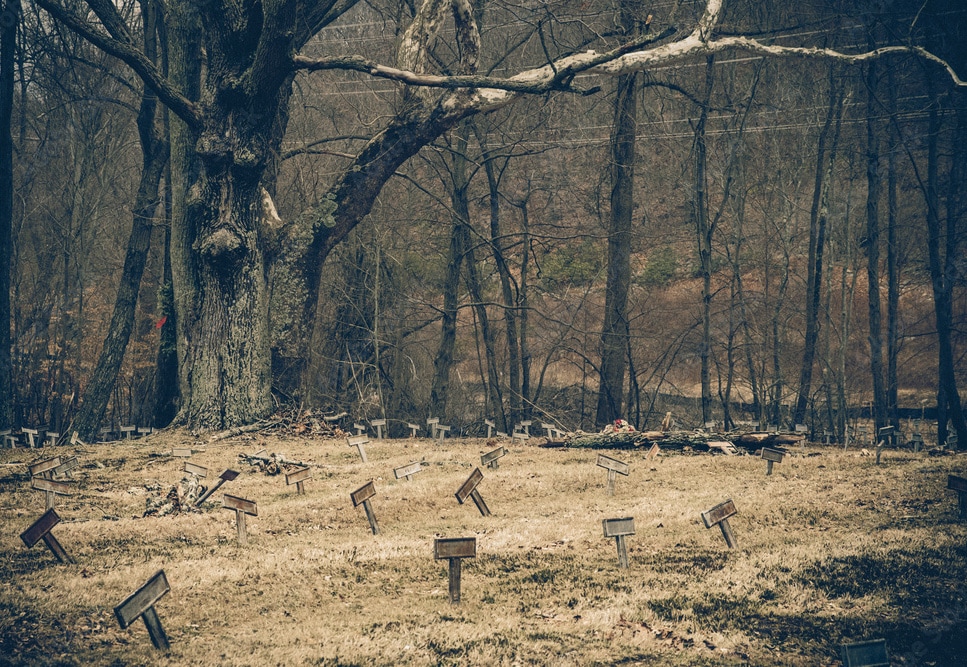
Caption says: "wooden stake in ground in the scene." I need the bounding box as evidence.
[114,570,171,651]
[760,447,785,476]
[840,638,889,667]
[351,481,380,535]
[875,426,894,465]
[948,475,967,521]
[31,477,70,511]
[286,467,312,495]
[602,517,635,569]
[371,419,386,440]
[701,499,738,549]
[347,435,369,463]
[434,538,476,604]
[20,508,74,564]
[481,446,508,470]
[222,494,258,545]
[596,454,630,496]
[455,468,491,516]
[394,461,423,481]
[195,469,239,505]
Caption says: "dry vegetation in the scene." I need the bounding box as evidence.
[1,431,966,666]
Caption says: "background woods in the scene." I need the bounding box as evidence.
[0,0,965,444]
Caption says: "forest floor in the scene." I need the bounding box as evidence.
[1,430,966,666]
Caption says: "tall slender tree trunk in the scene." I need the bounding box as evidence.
[794,73,843,426]
[72,1,168,440]
[885,70,900,430]
[0,0,18,430]
[595,69,637,426]
[865,61,887,434]
[694,56,715,425]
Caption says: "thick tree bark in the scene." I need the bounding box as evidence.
[694,56,714,425]
[0,0,18,430]
[72,0,168,440]
[595,67,637,427]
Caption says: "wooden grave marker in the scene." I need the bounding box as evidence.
[371,419,387,440]
[20,508,74,564]
[542,423,555,439]
[120,425,137,439]
[172,447,193,458]
[948,475,967,520]
[435,424,451,441]
[195,469,239,505]
[519,420,532,436]
[426,417,440,439]
[347,434,370,463]
[45,432,60,447]
[52,456,79,479]
[434,537,477,604]
[596,454,630,496]
[823,430,833,445]
[286,467,312,495]
[222,494,258,545]
[69,431,85,446]
[701,499,738,549]
[760,447,785,476]
[137,427,153,438]
[407,423,420,438]
[182,461,208,478]
[114,570,171,651]
[455,467,491,516]
[646,442,660,461]
[29,456,62,479]
[911,431,924,452]
[485,419,495,438]
[875,426,894,464]
[351,481,380,535]
[602,517,635,569]
[481,446,508,470]
[22,427,42,448]
[31,476,71,511]
[708,440,738,455]
[840,639,889,667]
[511,430,528,442]
[353,422,366,436]
[2,429,17,448]
[394,461,423,481]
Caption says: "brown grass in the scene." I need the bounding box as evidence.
[1,431,966,666]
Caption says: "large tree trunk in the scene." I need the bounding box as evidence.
[0,0,17,430]
[595,66,637,426]
[72,0,168,440]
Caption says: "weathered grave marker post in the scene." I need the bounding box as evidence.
[455,468,491,517]
[286,467,312,495]
[114,570,171,651]
[911,431,923,452]
[29,456,61,479]
[172,447,193,458]
[182,461,208,478]
[195,469,239,505]
[52,456,79,479]
[840,638,889,667]
[20,508,74,564]
[511,429,528,442]
[948,475,967,520]
[701,499,738,549]
[351,481,380,535]
[23,427,41,448]
[426,417,440,439]
[407,423,420,438]
[436,424,451,441]
[481,446,508,470]
[45,432,60,447]
[602,517,635,569]
[394,461,423,481]
[347,434,370,463]
[875,426,894,464]
[760,447,785,476]
[434,537,476,604]
[137,427,153,438]
[485,419,495,438]
[222,494,258,545]
[120,425,136,439]
[371,419,387,440]
[823,430,833,445]
[519,420,532,436]
[31,469,70,510]
[646,442,660,461]
[353,422,366,436]
[542,423,555,439]
[69,431,84,446]
[596,454,630,496]
[1,430,17,448]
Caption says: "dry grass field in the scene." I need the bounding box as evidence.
[1,430,966,666]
